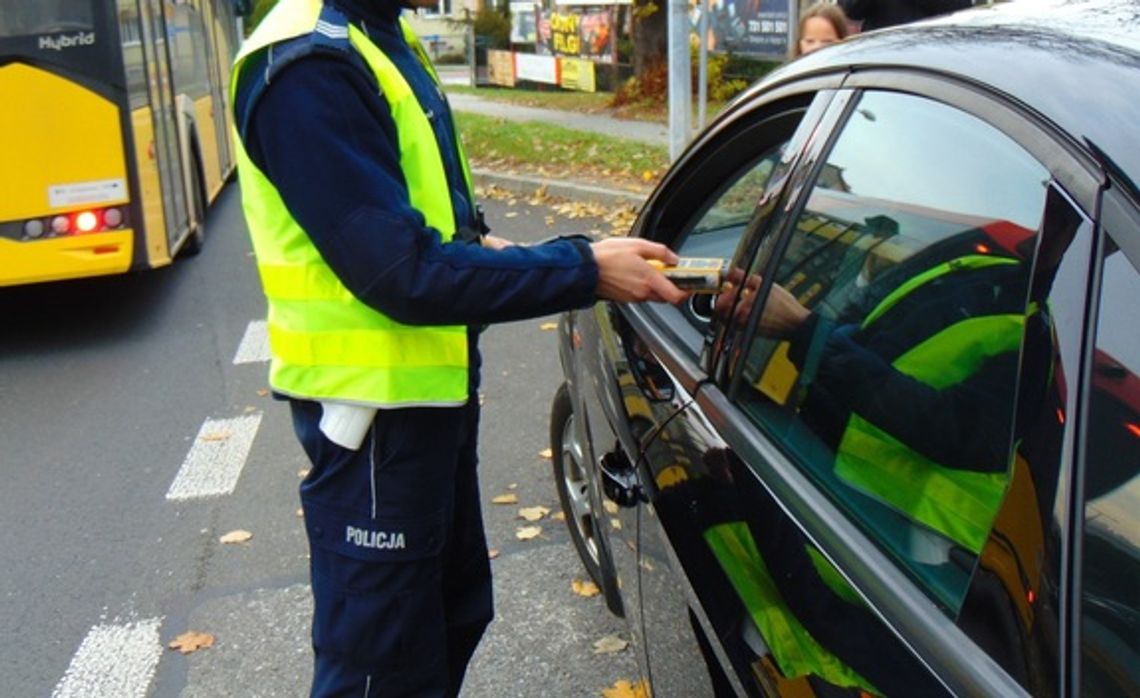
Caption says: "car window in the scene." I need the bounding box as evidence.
[728,90,1053,615]
[1080,232,1140,696]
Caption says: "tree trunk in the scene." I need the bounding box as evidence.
[632,0,668,79]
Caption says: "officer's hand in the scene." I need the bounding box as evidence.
[590,238,688,304]
[481,235,515,251]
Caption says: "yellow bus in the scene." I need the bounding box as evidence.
[0,1,241,287]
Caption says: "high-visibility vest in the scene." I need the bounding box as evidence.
[836,255,1025,554]
[230,0,475,407]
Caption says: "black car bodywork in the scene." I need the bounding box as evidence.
[551,2,1140,696]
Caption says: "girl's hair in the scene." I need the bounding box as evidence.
[793,2,849,57]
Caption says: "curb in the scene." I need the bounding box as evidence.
[471,168,649,209]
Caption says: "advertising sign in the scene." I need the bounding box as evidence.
[558,57,596,92]
[514,52,559,84]
[696,0,791,60]
[536,6,616,64]
[487,49,517,86]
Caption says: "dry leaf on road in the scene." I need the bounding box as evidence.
[593,635,629,654]
[168,631,215,654]
[572,578,601,598]
[488,549,500,560]
[516,526,542,540]
[552,511,566,522]
[518,505,550,522]
[601,679,650,698]
[603,500,620,515]
[198,431,230,442]
[538,448,553,460]
[539,322,558,331]
[491,493,519,505]
[219,529,253,544]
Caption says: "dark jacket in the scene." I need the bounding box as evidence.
[840,0,972,31]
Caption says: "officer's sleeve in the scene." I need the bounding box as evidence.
[246,56,599,326]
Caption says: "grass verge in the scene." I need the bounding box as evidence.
[454,111,670,193]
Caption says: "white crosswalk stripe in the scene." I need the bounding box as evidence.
[232,319,270,364]
[166,413,263,500]
[51,618,163,698]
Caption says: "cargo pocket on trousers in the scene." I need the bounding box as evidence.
[305,500,447,669]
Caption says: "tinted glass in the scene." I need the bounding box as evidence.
[1081,232,1140,696]
[0,2,94,38]
[732,90,1048,613]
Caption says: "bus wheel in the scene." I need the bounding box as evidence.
[181,158,206,257]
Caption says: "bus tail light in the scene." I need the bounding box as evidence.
[17,206,128,241]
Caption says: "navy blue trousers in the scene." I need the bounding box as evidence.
[290,398,493,697]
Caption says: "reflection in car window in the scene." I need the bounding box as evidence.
[0,2,94,38]
[732,90,1051,614]
[1081,236,1140,696]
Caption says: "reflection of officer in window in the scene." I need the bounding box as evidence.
[719,190,1080,566]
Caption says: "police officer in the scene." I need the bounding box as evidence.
[229,0,687,695]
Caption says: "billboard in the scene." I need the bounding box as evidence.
[695,0,792,60]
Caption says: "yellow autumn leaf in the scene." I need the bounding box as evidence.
[641,170,655,182]
[552,511,566,522]
[603,501,620,515]
[571,578,601,598]
[168,631,215,654]
[256,389,270,397]
[611,519,623,531]
[538,448,553,460]
[219,529,253,544]
[539,322,558,331]
[505,211,519,218]
[297,468,310,478]
[488,548,500,560]
[601,679,651,698]
[518,505,551,522]
[516,525,542,541]
[199,431,230,442]
[492,493,519,505]
[593,635,629,654]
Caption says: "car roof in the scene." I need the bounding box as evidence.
[768,0,1140,194]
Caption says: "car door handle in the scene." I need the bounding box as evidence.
[599,450,645,508]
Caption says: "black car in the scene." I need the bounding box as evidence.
[549,2,1140,696]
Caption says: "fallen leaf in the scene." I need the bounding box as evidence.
[242,405,257,414]
[593,635,629,654]
[219,529,253,544]
[518,505,551,522]
[256,389,270,397]
[602,679,650,698]
[603,500,620,515]
[572,578,601,598]
[507,482,518,490]
[538,448,553,460]
[611,519,623,530]
[492,493,519,505]
[505,211,519,218]
[168,631,215,654]
[516,525,542,540]
[539,322,558,331]
[297,468,310,478]
[552,511,566,522]
[488,549,500,559]
[199,431,230,442]
[296,508,304,518]
[479,393,486,406]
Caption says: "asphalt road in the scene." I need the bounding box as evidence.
[0,182,639,697]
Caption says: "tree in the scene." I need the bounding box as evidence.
[631,0,667,79]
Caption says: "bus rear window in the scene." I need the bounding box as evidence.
[0,4,94,39]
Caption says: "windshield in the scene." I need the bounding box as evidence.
[0,3,94,38]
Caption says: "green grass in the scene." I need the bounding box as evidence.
[454,111,669,190]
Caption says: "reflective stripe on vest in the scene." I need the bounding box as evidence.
[230,0,472,407]
[703,522,876,692]
[835,255,1022,554]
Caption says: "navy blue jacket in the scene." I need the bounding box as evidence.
[233,0,599,339]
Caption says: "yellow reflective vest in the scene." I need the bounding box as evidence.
[230,0,473,407]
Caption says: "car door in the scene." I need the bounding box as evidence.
[692,71,1102,696]
[601,81,846,695]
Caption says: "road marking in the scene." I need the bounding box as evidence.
[233,320,270,364]
[51,618,163,698]
[167,414,263,500]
